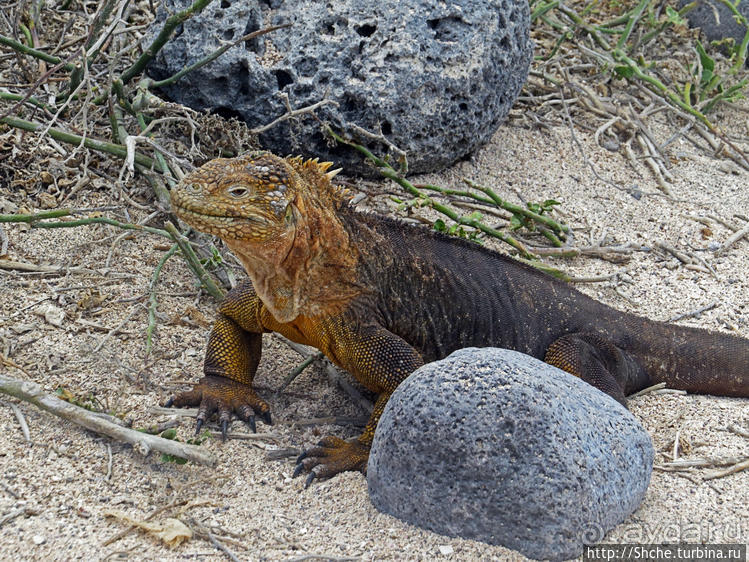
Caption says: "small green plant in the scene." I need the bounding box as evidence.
[510,200,561,232]
[159,428,210,465]
[199,244,225,269]
[688,40,748,113]
[433,214,484,243]
[529,0,749,146]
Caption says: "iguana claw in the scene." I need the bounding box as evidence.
[293,435,369,487]
[165,375,271,437]
[305,472,316,489]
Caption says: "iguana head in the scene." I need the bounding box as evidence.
[171,151,358,321]
[171,151,342,240]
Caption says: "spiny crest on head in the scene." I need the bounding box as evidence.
[290,155,342,181]
[283,154,344,192]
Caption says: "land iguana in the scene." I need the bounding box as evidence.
[168,151,749,486]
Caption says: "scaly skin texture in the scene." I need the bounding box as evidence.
[169,151,749,486]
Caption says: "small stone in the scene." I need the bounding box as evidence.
[32,535,45,545]
[37,192,57,209]
[0,196,18,214]
[718,161,741,175]
[438,545,454,556]
[35,303,65,327]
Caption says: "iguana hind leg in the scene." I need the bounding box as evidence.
[545,332,649,406]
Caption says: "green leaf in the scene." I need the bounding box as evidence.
[160,428,178,440]
[695,40,715,87]
[665,6,687,26]
[161,453,188,465]
[509,215,523,230]
[433,219,446,232]
[614,65,634,79]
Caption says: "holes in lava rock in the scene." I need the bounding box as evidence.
[381,121,392,136]
[293,84,313,98]
[220,0,231,7]
[341,93,358,113]
[427,16,469,42]
[355,23,377,37]
[237,63,251,97]
[243,19,261,51]
[321,16,348,36]
[213,106,245,122]
[295,57,317,78]
[274,69,294,90]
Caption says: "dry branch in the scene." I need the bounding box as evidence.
[0,374,217,467]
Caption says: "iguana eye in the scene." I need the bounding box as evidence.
[227,185,250,199]
[189,184,201,194]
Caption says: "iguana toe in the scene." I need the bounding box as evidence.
[293,435,369,486]
[165,375,271,436]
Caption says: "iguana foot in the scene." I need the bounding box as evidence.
[293,436,369,488]
[164,375,272,438]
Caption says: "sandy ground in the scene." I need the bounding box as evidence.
[1,96,749,560]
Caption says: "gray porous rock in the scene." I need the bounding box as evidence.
[678,0,749,46]
[145,0,533,176]
[367,348,654,562]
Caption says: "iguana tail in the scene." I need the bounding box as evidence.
[635,320,749,397]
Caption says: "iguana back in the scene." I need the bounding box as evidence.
[346,208,748,398]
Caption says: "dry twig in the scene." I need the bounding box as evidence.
[0,374,216,466]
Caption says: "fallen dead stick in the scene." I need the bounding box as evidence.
[702,458,749,480]
[0,374,217,467]
[0,259,132,278]
[654,456,747,470]
[715,220,749,256]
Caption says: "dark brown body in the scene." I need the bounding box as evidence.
[343,208,748,399]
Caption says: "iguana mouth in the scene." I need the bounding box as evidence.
[174,206,270,226]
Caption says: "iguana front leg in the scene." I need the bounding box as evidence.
[292,323,424,487]
[165,281,272,436]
